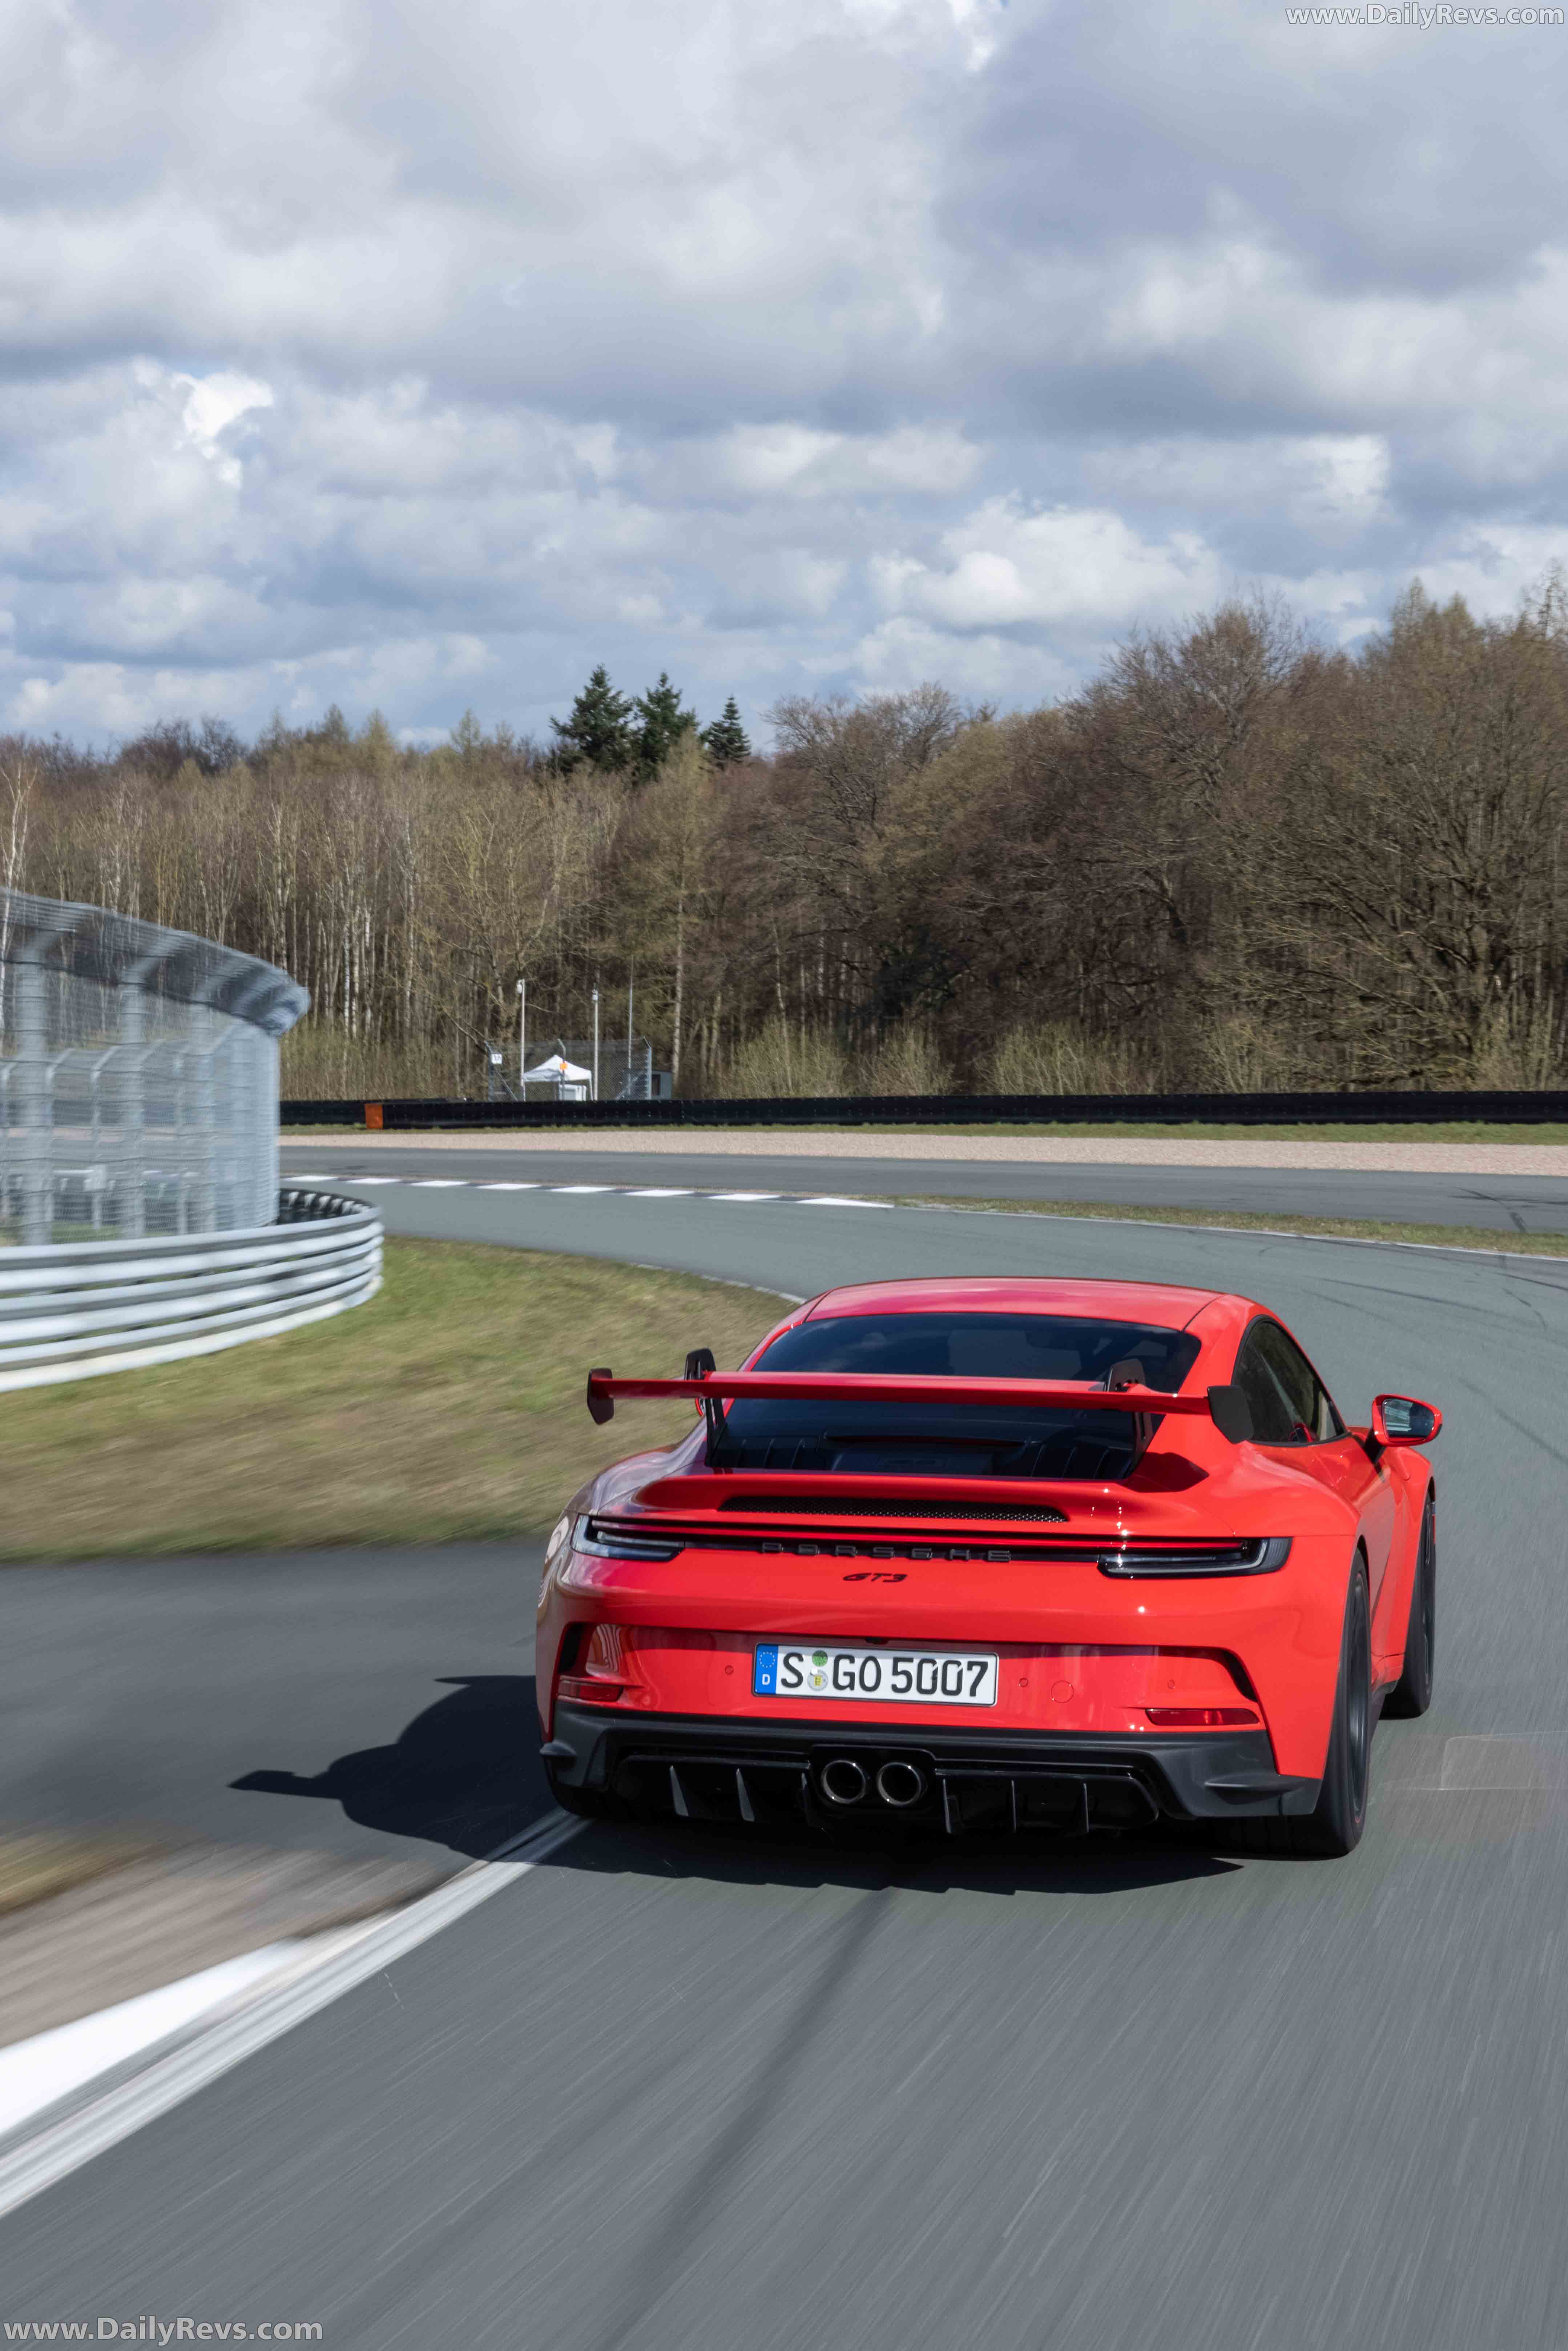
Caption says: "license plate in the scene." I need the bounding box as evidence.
[753,1643,998,1707]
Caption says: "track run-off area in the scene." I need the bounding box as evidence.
[5,1151,1568,2348]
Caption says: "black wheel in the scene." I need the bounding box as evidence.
[1287,1555,1372,1857]
[1382,1493,1436,1719]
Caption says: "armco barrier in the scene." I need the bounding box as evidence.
[0,1189,381,1393]
[281,1087,1568,1131]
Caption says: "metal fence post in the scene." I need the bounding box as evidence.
[261,1032,279,1222]
[190,1031,221,1232]
[16,960,49,1243]
[122,993,148,1237]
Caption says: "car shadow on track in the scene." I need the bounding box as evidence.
[549,1814,1243,1897]
[230,1674,1245,1891]
[231,1674,552,1859]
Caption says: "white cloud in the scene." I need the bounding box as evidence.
[1085,435,1390,529]
[873,501,1223,631]
[856,615,1079,701]
[1391,525,1568,617]
[171,370,274,485]
[691,424,984,502]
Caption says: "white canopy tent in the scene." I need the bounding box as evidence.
[523,1052,593,1100]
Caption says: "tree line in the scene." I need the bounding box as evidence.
[3,580,1567,1099]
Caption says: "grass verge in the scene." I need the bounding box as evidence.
[746,1119,1568,1145]
[0,1833,148,1919]
[899,1193,1568,1255]
[0,1240,787,1562]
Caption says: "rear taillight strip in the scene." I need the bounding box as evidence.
[580,1517,1290,1574]
[1100,1539,1291,1578]
[574,1517,683,1562]
[717,1497,1069,1521]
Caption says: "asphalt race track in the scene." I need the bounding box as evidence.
[282,1135,1568,1232]
[0,1544,548,1865]
[5,1184,1568,2348]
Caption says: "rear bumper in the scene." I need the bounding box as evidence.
[546,1701,1321,1831]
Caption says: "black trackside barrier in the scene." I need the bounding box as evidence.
[281,1087,1568,1131]
[281,1100,375,1125]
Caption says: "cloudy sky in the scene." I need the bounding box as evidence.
[2,0,1563,747]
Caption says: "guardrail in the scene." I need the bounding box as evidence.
[281,1087,1568,1131]
[0,1189,381,1393]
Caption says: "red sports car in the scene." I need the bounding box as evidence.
[537,1276,1441,1856]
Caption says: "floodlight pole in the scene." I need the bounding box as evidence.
[592,986,600,1100]
[627,960,634,1101]
[516,976,526,1090]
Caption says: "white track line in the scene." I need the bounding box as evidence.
[0,1943,310,2141]
[0,1811,582,2222]
[281,1170,1568,1263]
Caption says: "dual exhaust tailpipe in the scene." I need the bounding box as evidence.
[819,1756,927,1811]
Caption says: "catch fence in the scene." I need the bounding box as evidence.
[0,889,307,1243]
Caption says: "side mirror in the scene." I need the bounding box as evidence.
[685,1346,716,1419]
[1371,1394,1442,1447]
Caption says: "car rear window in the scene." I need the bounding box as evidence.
[714,1313,1201,1481]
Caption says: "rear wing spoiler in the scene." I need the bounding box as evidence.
[586,1367,1238,1428]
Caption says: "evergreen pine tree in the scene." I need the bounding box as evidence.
[701,696,750,767]
[551,666,634,772]
[633,672,698,779]
[360,709,398,771]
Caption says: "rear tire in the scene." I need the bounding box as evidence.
[1287,1555,1372,1857]
[1382,1493,1436,1719]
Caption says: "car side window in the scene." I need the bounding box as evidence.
[1236,1319,1342,1446]
[1234,1327,1301,1445]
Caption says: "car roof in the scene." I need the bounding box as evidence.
[802,1276,1234,1329]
